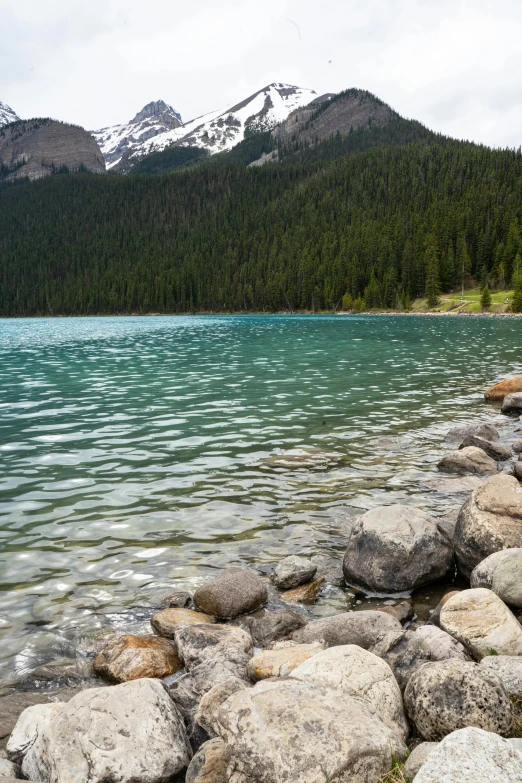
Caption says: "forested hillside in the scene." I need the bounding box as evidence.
[1,122,522,315]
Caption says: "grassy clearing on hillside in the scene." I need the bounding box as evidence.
[412,288,514,314]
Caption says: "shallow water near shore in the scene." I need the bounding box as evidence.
[1,313,522,686]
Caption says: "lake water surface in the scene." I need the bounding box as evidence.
[1,314,521,684]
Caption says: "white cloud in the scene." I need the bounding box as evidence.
[0,0,521,147]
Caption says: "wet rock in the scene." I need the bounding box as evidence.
[163,590,192,608]
[215,678,406,783]
[310,555,345,586]
[491,549,522,607]
[414,625,470,661]
[194,678,248,739]
[151,607,215,637]
[280,576,324,603]
[243,609,307,647]
[289,644,409,741]
[193,568,267,619]
[414,727,522,783]
[438,446,497,475]
[404,659,513,740]
[375,630,431,691]
[247,642,323,681]
[445,422,499,442]
[186,738,229,783]
[480,655,522,697]
[12,679,190,783]
[375,601,413,624]
[0,689,81,750]
[93,633,181,682]
[453,473,522,577]
[470,548,522,589]
[460,435,512,461]
[291,609,401,648]
[485,375,522,402]
[403,743,438,781]
[343,505,453,593]
[422,475,483,493]
[440,588,522,658]
[174,623,253,669]
[271,555,317,589]
[502,392,522,415]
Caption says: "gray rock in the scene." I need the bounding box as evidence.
[290,610,401,648]
[460,435,511,461]
[193,568,267,618]
[403,743,438,781]
[243,609,307,647]
[215,678,406,783]
[0,759,21,779]
[404,660,513,740]
[480,655,522,697]
[174,623,253,669]
[375,630,431,690]
[9,680,190,783]
[194,678,248,739]
[454,473,522,577]
[445,423,499,442]
[163,590,192,608]
[310,555,345,586]
[470,548,522,588]
[436,513,458,543]
[414,727,522,783]
[0,689,81,748]
[7,703,65,765]
[186,738,230,783]
[513,440,522,453]
[343,505,453,593]
[271,555,317,589]
[492,549,522,607]
[414,625,470,661]
[502,393,522,415]
[438,446,497,475]
[514,462,522,481]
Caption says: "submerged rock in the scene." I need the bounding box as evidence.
[243,608,307,647]
[193,568,267,619]
[459,435,511,461]
[247,642,324,681]
[404,660,513,740]
[261,447,345,469]
[453,473,522,576]
[93,633,182,682]
[437,446,497,475]
[151,607,215,637]
[271,555,317,589]
[342,505,453,593]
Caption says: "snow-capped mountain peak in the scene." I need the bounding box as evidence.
[0,101,20,128]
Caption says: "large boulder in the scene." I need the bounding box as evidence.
[174,623,253,669]
[445,422,499,442]
[193,568,267,618]
[414,727,522,783]
[414,625,470,661]
[243,609,307,647]
[290,610,401,648]
[8,679,191,783]
[342,506,453,593]
[289,644,409,741]
[485,375,522,402]
[271,555,317,589]
[437,446,497,475]
[459,435,511,461]
[453,473,522,576]
[93,634,182,682]
[440,588,522,658]
[247,642,323,680]
[491,549,522,607]
[404,660,513,740]
[502,392,522,415]
[470,548,522,588]
[215,678,406,783]
[151,608,215,637]
[480,655,522,697]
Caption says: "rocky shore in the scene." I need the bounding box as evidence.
[2,375,522,782]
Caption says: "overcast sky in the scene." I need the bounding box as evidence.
[1,0,521,147]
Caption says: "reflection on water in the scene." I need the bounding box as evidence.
[1,314,521,682]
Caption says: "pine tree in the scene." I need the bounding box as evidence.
[424,239,440,308]
[512,275,522,313]
[480,286,492,310]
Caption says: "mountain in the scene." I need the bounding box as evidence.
[93,100,183,169]
[0,101,20,127]
[109,83,317,172]
[0,119,106,182]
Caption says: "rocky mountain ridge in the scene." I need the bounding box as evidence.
[0,101,20,127]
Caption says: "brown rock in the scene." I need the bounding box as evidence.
[247,642,324,681]
[376,601,414,624]
[186,737,230,783]
[281,576,325,604]
[243,609,307,647]
[485,376,522,402]
[93,634,182,682]
[151,608,215,637]
[193,568,267,619]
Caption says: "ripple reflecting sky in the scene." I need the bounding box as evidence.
[1,314,521,679]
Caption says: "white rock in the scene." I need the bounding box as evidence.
[414,625,470,661]
[414,727,522,783]
[481,655,522,697]
[0,757,22,778]
[470,549,522,588]
[7,702,65,764]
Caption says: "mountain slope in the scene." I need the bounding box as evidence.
[93,100,183,169]
[0,101,20,127]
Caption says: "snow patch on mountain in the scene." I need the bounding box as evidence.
[0,101,20,128]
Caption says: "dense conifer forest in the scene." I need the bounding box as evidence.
[1,117,522,316]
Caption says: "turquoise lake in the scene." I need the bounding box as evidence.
[1,314,521,683]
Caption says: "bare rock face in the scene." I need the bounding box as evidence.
[440,588,522,658]
[404,660,513,740]
[280,576,324,603]
[343,505,453,593]
[247,642,324,680]
[485,375,522,402]
[93,633,182,682]
[453,473,522,576]
[193,568,267,618]
[215,678,406,783]
[0,119,105,182]
[402,743,438,781]
[437,446,497,475]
